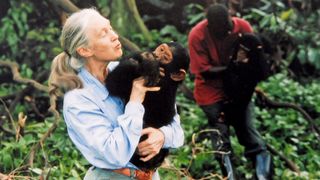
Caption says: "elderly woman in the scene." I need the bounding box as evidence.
[49,8,184,180]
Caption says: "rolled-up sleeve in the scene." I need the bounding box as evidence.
[63,90,144,169]
[159,106,184,148]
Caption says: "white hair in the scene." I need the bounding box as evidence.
[49,8,104,96]
[61,8,102,70]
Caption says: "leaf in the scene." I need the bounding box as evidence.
[188,13,204,25]
[251,8,267,16]
[160,25,178,36]
[29,168,42,175]
[270,16,277,27]
[40,51,46,61]
[260,15,271,28]
[280,9,293,21]
[70,169,80,178]
[297,49,307,64]
[26,67,33,78]
[307,48,320,64]
[2,153,12,167]
[290,137,299,144]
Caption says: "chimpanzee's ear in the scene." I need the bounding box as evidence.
[170,69,187,81]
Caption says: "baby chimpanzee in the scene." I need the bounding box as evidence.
[223,33,270,109]
[105,42,189,171]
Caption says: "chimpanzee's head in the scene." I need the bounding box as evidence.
[153,42,189,82]
[231,33,264,64]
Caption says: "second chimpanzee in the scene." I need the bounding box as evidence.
[223,33,271,109]
[105,42,189,171]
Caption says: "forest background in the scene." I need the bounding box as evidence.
[0,0,319,179]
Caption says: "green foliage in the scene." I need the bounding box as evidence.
[0,1,32,56]
[254,72,320,179]
[39,120,89,179]
[258,71,320,112]
[130,25,188,49]
[0,119,89,179]
[0,0,60,71]
[244,1,320,72]
[184,3,205,26]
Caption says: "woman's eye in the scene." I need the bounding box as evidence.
[101,29,108,37]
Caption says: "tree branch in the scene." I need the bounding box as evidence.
[47,0,79,13]
[0,62,50,126]
[0,126,15,136]
[266,144,300,173]
[28,94,60,167]
[0,98,17,135]
[0,93,16,101]
[0,60,49,92]
[126,0,152,42]
[119,36,141,52]
[255,88,320,140]
[0,59,58,167]
[24,96,46,119]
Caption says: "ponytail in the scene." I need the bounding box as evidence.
[48,8,102,97]
[48,52,83,97]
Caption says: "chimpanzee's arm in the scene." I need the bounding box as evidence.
[139,58,160,87]
[106,58,141,102]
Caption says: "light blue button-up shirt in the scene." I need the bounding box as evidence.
[63,65,184,170]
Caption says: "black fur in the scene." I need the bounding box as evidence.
[223,33,271,109]
[105,52,161,103]
[105,42,189,170]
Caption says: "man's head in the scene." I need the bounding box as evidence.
[206,4,233,39]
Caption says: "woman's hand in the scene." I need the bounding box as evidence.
[129,77,160,103]
[137,127,165,162]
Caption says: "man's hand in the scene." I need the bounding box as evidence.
[137,127,165,162]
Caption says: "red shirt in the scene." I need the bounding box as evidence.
[188,17,253,105]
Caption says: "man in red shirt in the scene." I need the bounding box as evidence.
[188,4,272,179]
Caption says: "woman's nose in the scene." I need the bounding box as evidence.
[111,30,119,41]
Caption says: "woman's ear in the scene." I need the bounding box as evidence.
[77,47,93,58]
[170,69,187,81]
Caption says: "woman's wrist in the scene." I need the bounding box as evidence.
[129,90,145,103]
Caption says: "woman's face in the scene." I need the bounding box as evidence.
[86,15,122,62]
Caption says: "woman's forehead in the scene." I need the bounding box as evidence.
[87,16,110,34]
[89,15,110,27]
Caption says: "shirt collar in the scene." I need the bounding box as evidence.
[78,67,109,100]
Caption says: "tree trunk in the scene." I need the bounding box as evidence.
[108,0,152,43]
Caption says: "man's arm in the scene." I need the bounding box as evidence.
[200,66,227,80]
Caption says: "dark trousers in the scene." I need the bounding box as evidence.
[200,101,266,158]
